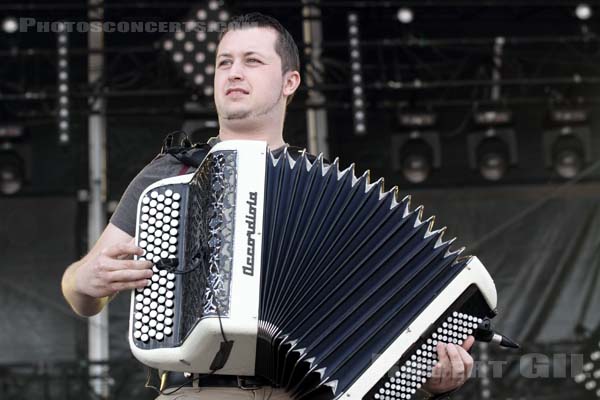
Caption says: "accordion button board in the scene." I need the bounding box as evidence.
[128,140,499,399]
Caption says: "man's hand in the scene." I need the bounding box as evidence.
[423,336,475,395]
[75,241,153,299]
[63,223,153,316]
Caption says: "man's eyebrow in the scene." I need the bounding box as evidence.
[217,51,266,59]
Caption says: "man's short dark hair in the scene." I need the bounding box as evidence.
[219,12,300,75]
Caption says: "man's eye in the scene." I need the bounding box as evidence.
[218,59,231,66]
[247,58,261,64]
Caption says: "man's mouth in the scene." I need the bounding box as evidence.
[226,88,249,96]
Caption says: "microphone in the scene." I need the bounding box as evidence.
[473,318,520,349]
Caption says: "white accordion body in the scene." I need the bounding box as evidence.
[129,140,498,400]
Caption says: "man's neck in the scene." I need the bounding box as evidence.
[218,124,286,149]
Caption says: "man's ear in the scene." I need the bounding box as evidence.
[283,70,301,98]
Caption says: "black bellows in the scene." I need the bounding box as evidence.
[255,151,468,399]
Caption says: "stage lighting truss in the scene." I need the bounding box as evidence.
[348,12,366,136]
[574,329,600,397]
[57,22,70,145]
[391,131,441,184]
[543,125,592,179]
[467,128,518,182]
[161,0,229,97]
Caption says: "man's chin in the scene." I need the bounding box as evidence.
[223,110,252,120]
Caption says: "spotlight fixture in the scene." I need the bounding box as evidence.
[2,17,18,34]
[575,3,593,21]
[0,125,29,196]
[467,107,517,181]
[397,7,414,24]
[161,0,229,97]
[467,128,518,182]
[543,126,591,179]
[543,106,592,179]
[0,150,24,195]
[391,131,441,184]
[57,23,70,144]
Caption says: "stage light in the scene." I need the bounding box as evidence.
[397,8,414,24]
[161,1,229,96]
[391,131,441,184]
[543,126,591,179]
[398,110,437,128]
[476,136,509,181]
[467,128,518,181]
[348,12,367,135]
[2,17,18,34]
[575,4,593,20]
[0,151,24,195]
[57,26,70,144]
[0,127,27,196]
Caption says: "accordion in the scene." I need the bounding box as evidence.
[129,140,498,399]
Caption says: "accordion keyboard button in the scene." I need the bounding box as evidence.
[165,189,173,197]
[165,309,174,317]
[165,300,174,308]
[157,194,165,202]
[155,332,164,341]
[172,193,181,201]
[133,331,142,340]
[142,196,150,205]
[149,329,156,338]
[164,327,172,337]
[141,334,149,342]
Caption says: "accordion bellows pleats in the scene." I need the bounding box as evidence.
[129,140,497,400]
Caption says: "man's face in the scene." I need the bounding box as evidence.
[214,27,285,121]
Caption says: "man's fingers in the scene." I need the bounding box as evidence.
[461,336,475,352]
[109,268,153,284]
[457,345,474,379]
[446,343,466,383]
[101,242,144,258]
[103,259,153,271]
[111,279,150,292]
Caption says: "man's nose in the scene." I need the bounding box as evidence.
[228,60,244,81]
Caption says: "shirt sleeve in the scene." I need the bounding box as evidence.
[110,154,187,236]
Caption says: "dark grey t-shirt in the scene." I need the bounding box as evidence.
[110,150,201,236]
[110,139,292,236]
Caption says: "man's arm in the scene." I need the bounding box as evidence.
[61,222,153,317]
